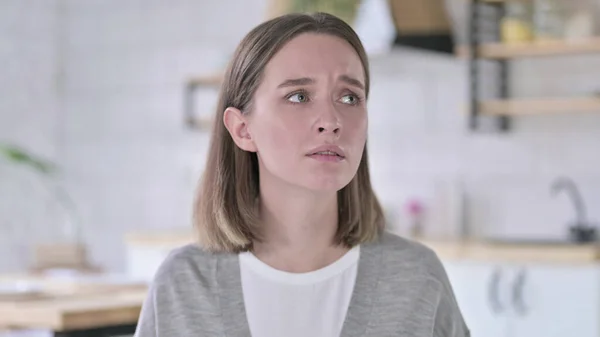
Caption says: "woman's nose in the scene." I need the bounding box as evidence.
[318,125,340,134]
[316,105,341,135]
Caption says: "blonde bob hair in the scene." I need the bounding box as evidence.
[193,12,385,253]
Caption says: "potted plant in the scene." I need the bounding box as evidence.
[267,0,362,25]
[0,143,95,273]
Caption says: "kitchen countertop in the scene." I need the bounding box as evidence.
[419,237,600,264]
[126,230,600,264]
[1,233,592,332]
[0,273,147,331]
[125,230,194,247]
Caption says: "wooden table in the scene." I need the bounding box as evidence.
[0,274,147,337]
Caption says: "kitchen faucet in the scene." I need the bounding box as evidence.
[550,177,597,243]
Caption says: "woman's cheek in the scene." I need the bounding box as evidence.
[346,112,368,137]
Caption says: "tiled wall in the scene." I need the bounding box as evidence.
[0,0,61,271]
[1,0,599,272]
[59,0,270,271]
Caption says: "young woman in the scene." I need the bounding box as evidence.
[135,12,469,337]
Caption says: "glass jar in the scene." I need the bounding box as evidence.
[501,2,534,44]
[533,0,566,42]
[563,0,597,41]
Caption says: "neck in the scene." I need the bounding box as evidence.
[253,175,348,273]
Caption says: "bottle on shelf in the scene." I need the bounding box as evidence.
[501,1,534,44]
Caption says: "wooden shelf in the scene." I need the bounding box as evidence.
[480,97,600,116]
[457,37,600,59]
[186,117,214,130]
[465,0,536,4]
[466,0,508,3]
[185,73,222,132]
[188,73,223,88]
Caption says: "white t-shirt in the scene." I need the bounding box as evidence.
[239,246,360,337]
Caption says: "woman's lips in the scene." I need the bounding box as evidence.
[307,150,345,162]
[306,145,346,162]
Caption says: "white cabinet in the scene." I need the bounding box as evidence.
[126,244,175,282]
[444,261,511,337]
[124,233,192,283]
[512,265,600,337]
[444,261,600,337]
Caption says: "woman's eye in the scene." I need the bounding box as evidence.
[340,94,359,105]
[288,93,308,103]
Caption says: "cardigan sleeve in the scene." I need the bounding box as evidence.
[432,288,470,337]
[134,281,158,337]
[432,264,470,337]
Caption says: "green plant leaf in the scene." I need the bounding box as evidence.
[0,143,56,175]
[290,0,360,24]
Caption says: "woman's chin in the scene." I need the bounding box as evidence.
[303,176,353,193]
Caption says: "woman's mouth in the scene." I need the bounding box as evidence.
[306,148,345,162]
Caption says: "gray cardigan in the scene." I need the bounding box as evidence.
[134,231,470,337]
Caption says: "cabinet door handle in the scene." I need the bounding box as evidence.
[487,268,504,314]
[512,268,528,316]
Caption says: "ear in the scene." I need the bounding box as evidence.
[223,107,257,152]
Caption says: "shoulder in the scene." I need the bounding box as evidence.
[371,232,470,336]
[150,243,225,290]
[370,231,450,286]
[138,244,236,332]
[375,230,436,256]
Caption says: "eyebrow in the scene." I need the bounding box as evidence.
[276,75,365,90]
[277,77,314,88]
[339,75,365,90]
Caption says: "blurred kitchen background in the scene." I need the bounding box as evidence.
[1,0,600,336]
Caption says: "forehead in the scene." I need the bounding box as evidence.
[262,33,365,83]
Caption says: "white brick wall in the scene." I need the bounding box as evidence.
[369,47,600,239]
[59,0,270,271]
[0,0,61,272]
[1,0,599,272]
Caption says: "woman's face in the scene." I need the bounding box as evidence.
[235,33,368,192]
